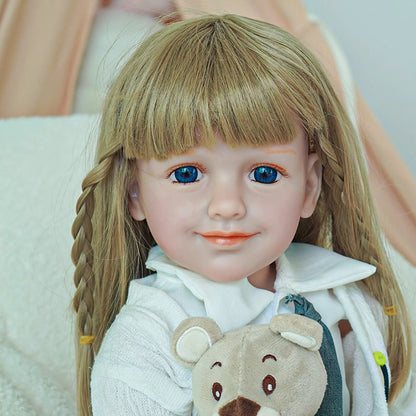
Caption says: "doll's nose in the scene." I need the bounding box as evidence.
[207,181,247,220]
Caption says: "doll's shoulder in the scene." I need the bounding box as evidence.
[94,269,207,363]
[91,278,194,412]
[108,277,193,345]
[353,281,387,332]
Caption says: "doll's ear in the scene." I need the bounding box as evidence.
[301,153,322,218]
[127,181,146,221]
[270,314,323,351]
[171,318,223,368]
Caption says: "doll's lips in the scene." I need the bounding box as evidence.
[196,231,259,246]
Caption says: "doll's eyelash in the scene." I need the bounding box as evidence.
[165,163,206,176]
[250,163,288,176]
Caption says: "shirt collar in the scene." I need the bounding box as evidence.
[275,243,376,295]
[145,246,274,332]
[145,243,376,332]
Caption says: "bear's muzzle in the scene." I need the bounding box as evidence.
[217,397,280,416]
[219,396,260,415]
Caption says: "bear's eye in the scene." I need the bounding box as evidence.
[212,382,223,401]
[262,375,276,395]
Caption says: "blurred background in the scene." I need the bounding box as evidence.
[303,0,416,175]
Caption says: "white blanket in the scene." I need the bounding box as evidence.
[0,114,98,416]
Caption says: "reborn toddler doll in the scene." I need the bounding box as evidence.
[71,13,412,416]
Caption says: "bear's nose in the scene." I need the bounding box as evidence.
[219,396,261,416]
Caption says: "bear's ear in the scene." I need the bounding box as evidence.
[270,314,323,351]
[171,317,224,368]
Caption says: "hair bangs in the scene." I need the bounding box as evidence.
[120,15,301,160]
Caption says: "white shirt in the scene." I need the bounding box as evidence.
[91,243,389,415]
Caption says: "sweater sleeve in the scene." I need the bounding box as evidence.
[92,377,184,416]
[90,297,193,416]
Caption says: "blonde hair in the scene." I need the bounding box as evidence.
[72,14,411,415]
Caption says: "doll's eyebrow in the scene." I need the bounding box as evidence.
[262,148,296,155]
[171,148,195,157]
[262,354,277,362]
[210,361,222,369]
[180,149,195,156]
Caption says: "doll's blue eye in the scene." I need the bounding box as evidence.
[250,166,281,184]
[170,166,201,183]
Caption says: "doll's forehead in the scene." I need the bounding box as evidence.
[261,147,297,155]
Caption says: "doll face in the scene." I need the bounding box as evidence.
[129,125,321,290]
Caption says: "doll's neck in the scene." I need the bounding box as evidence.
[247,262,276,292]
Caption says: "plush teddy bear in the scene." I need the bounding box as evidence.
[171,314,327,416]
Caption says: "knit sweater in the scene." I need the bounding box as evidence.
[91,243,389,415]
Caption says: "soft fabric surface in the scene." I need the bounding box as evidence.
[0,114,99,415]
